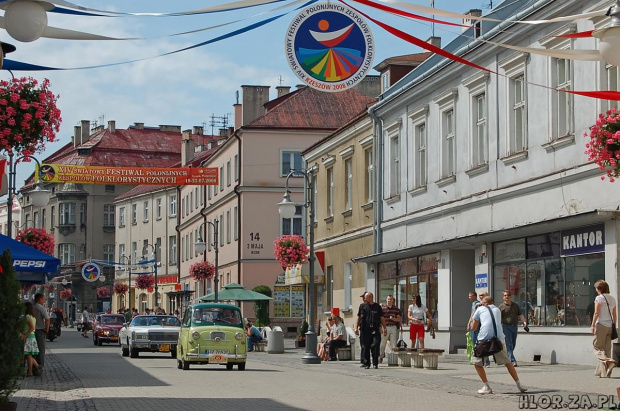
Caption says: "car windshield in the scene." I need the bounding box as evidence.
[191,307,242,326]
[101,316,124,324]
[130,316,181,327]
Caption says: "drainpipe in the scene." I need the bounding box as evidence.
[233,130,242,285]
[367,106,384,256]
[175,186,182,285]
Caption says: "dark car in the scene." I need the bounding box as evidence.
[93,314,125,346]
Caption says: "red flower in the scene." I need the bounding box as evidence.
[16,227,54,255]
[96,287,110,299]
[113,282,129,295]
[59,289,72,300]
[189,261,215,281]
[273,235,309,269]
[585,108,620,181]
[135,274,155,290]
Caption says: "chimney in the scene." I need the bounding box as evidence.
[73,125,81,147]
[181,130,195,166]
[159,125,181,132]
[81,120,90,145]
[192,126,204,135]
[219,128,228,138]
[427,36,441,49]
[108,120,116,133]
[295,84,305,90]
[241,85,270,127]
[208,139,219,149]
[134,122,144,129]
[276,86,291,98]
[463,9,482,37]
[234,103,242,130]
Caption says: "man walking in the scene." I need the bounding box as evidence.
[328,315,347,361]
[355,292,387,369]
[81,306,90,338]
[34,293,50,369]
[471,296,527,394]
[499,290,528,366]
[380,294,402,363]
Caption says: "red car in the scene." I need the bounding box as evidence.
[93,314,125,346]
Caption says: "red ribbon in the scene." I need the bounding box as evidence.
[350,0,467,28]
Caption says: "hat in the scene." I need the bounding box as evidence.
[1,42,16,55]
[360,291,367,298]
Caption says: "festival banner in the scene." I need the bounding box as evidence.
[36,164,218,186]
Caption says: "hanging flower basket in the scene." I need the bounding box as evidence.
[59,289,71,300]
[135,274,155,290]
[273,235,309,269]
[0,76,61,155]
[585,108,620,182]
[189,260,215,281]
[96,287,110,299]
[113,281,129,295]
[15,227,54,255]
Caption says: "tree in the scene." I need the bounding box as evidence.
[252,285,272,327]
[0,250,26,404]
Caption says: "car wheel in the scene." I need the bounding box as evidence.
[182,357,190,370]
[93,336,98,346]
[97,337,103,346]
[238,362,246,371]
[130,346,139,358]
[226,363,234,370]
[177,359,183,369]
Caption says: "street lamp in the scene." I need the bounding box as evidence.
[119,254,132,314]
[6,153,51,237]
[278,169,321,364]
[142,244,158,308]
[195,219,219,302]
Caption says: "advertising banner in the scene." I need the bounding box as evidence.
[37,164,218,186]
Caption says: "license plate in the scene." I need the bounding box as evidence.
[110,336,118,341]
[208,354,227,364]
[206,349,229,355]
[159,344,170,352]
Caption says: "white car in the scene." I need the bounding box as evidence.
[120,315,181,358]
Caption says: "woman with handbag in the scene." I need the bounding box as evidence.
[408,295,432,349]
[591,280,618,378]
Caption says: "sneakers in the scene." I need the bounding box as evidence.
[477,386,492,395]
[373,365,378,369]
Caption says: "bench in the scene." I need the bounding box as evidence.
[392,347,411,367]
[408,348,444,370]
[335,327,357,361]
[254,340,267,352]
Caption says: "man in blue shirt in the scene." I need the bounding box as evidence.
[471,296,527,395]
[245,319,263,352]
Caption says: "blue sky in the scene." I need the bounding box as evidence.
[3,0,490,186]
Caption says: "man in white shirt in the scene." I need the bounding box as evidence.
[328,316,347,361]
[471,296,527,395]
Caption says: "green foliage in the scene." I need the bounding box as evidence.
[298,320,309,340]
[0,250,26,403]
[252,285,272,327]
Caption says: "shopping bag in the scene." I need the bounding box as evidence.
[466,332,474,365]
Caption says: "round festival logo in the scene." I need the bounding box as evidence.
[82,263,101,282]
[39,165,55,182]
[285,2,374,92]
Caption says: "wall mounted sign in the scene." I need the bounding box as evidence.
[82,262,101,282]
[561,224,605,256]
[285,2,374,92]
[37,164,218,186]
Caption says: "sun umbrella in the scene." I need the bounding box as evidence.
[197,283,273,302]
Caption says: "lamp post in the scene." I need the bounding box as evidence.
[142,244,158,308]
[195,219,219,302]
[119,254,132,314]
[278,169,321,364]
[6,153,51,238]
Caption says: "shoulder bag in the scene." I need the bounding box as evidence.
[602,295,618,341]
[473,307,503,358]
[396,330,407,349]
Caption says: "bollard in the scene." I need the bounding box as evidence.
[267,329,284,354]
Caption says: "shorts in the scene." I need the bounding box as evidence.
[472,344,510,366]
[410,323,425,339]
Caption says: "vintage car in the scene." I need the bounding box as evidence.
[93,314,125,346]
[177,303,247,371]
[120,315,181,358]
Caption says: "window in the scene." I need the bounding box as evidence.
[282,205,303,236]
[80,203,86,225]
[156,198,162,219]
[119,207,126,227]
[169,195,177,216]
[118,244,125,260]
[208,222,212,252]
[104,204,115,227]
[327,168,334,217]
[233,206,238,241]
[194,230,198,257]
[463,72,490,169]
[219,213,224,246]
[219,166,224,191]
[364,148,374,203]
[381,71,390,92]
[131,242,137,264]
[131,204,137,224]
[227,160,231,186]
[408,104,429,190]
[59,203,76,225]
[156,238,162,263]
[389,132,400,196]
[189,191,193,212]
[200,187,204,206]
[281,151,302,176]
[226,210,231,244]
[169,236,177,264]
[606,64,620,112]
[51,206,55,229]
[181,198,186,219]
[59,243,75,265]
[499,52,528,156]
[344,262,352,309]
[195,188,199,209]
[190,232,193,259]
[234,154,239,181]
[442,109,455,177]
[103,244,114,262]
[33,211,39,228]
[345,158,353,211]
[553,58,573,138]
[208,185,212,200]
[325,265,333,312]
[42,209,46,229]
[105,185,115,193]
[143,201,149,222]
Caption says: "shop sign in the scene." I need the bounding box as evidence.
[475,273,488,289]
[561,224,604,256]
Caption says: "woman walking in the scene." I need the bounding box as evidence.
[408,295,432,349]
[591,280,617,378]
[22,302,41,377]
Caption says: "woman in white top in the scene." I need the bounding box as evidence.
[408,295,432,349]
[591,280,617,378]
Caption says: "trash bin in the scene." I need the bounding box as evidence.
[267,327,284,354]
[613,342,620,363]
